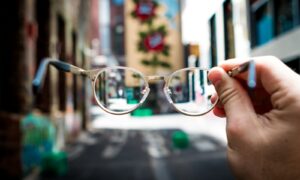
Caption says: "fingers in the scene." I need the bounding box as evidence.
[254,56,299,94]
[220,58,250,71]
[213,107,226,117]
[208,56,300,128]
[211,94,226,117]
[207,56,300,153]
[208,67,257,129]
[219,56,300,96]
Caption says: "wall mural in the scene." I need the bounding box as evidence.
[127,0,182,73]
[131,0,171,69]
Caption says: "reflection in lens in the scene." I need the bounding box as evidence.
[167,68,217,115]
[94,68,147,113]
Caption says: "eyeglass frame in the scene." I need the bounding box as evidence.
[33,58,255,116]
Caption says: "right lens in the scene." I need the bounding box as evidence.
[166,68,217,116]
[94,67,148,114]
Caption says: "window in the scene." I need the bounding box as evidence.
[274,0,294,35]
[35,0,52,112]
[223,0,235,59]
[298,0,300,23]
[57,16,67,111]
[210,15,217,67]
[249,0,300,48]
[250,0,274,47]
[72,32,78,111]
[110,0,125,56]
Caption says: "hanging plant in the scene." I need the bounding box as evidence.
[141,55,171,69]
[131,0,158,24]
[138,25,170,56]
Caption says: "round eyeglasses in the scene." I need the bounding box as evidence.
[33,58,255,116]
[92,66,216,116]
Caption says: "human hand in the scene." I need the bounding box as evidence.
[208,56,300,179]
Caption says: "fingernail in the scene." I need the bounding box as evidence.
[212,78,222,87]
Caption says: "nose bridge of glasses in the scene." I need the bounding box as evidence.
[145,75,167,82]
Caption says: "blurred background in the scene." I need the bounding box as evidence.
[1,0,300,179]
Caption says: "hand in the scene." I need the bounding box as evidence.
[208,56,300,179]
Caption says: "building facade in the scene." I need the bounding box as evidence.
[0,0,99,178]
[203,0,300,73]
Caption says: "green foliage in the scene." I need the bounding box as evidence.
[162,45,170,56]
[139,32,147,38]
[130,11,137,18]
[160,61,171,68]
[141,57,171,69]
[132,73,142,79]
[157,25,167,35]
[141,60,151,66]
[153,0,159,7]
[138,41,146,52]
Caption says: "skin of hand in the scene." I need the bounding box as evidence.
[208,56,300,179]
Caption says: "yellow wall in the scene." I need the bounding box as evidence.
[125,0,183,77]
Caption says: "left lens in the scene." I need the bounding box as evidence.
[94,67,148,114]
[166,68,217,116]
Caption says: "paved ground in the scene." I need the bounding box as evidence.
[41,127,234,180]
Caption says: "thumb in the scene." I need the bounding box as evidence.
[208,67,256,126]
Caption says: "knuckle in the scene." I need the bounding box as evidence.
[226,120,243,138]
[254,55,278,62]
[280,88,300,109]
[257,55,281,65]
[219,86,239,106]
[265,55,280,62]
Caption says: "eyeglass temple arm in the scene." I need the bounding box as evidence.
[227,60,256,89]
[32,58,86,94]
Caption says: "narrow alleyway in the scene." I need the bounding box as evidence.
[41,128,234,180]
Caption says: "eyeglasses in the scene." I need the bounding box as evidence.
[33,58,255,116]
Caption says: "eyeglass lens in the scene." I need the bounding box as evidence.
[94,68,148,113]
[166,68,217,115]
